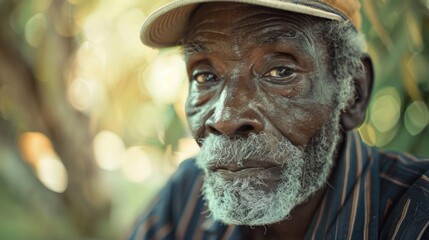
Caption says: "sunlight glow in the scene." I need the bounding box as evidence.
[68,77,97,111]
[25,13,47,47]
[93,131,126,171]
[76,41,107,73]
[370,88,401,133]
[117,8,145,42]
[359,123,377,146]
[83,13,111,43]
[142,52,187,104]
[121,147,152,182]
[173,138,200,165]
[404,101,429,135]
[36,154,68,193]
[19,132,68,193]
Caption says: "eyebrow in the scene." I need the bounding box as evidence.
[258,30,297,45]
[182,29,314,58]
[183,41,208,58]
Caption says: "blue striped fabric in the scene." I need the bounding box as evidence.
[127,131,429,239]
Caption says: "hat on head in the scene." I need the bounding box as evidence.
[141,0,361,48]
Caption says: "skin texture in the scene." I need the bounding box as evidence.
[185,4,336,146]
[183,3,373,239]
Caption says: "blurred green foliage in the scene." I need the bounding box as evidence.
[0,0,428,239]
[359,0,429,156]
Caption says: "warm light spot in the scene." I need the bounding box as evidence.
[25,13,47,47]
[20,132,54,166]
[121,147,152,182]
[116,9,149,57]
[374,127,399,147]
[358,123,376,146]
[19,132,68,193]
[36,153,68,193]
[142,52,187,104]
[140,45,159,63]
[83,14,111,43]
[68,77,97,111]
[173,138,200,165]
[76,41,107,74]
[370,88,401,133]
[404,101,429,135]
[117,8,145,42]
[93,131,126,171]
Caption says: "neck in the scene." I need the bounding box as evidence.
[245,186,327,240]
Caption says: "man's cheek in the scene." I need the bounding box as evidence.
[186,107,211,142]
[262,100,332,146]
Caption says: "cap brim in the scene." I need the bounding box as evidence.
[141,0,344,48]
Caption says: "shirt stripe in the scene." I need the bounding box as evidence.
[382,198,392,222]
[391,198,411,239]
[136,215,157,239]
[309,194,327,240]
[176,174,203,239]
[346,133,363,240]
[379,173,411,188]
[221,225,236,240]
[334,132,352,238]
[417,220,429,240]
[362,171,371,240]
[152,224,172,240]
[191,208,206,240]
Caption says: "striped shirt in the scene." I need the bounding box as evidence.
[128,131,429,239]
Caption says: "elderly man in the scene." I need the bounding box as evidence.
[128,0,429,239]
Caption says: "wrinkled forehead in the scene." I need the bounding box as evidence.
[183,2,326,54]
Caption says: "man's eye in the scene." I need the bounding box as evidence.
[193,72,219,84]
[265,67,294,78]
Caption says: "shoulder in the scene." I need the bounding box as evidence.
[376,150,429,189]
[169,158,203,190]
[374,150,429,238]
[163,158,203,198]
[168,158,203,197]
[126,158,204,240]
[172,158,201,179]
[374,149,429,202]
[165,158,204,218]
[379,168,429,239]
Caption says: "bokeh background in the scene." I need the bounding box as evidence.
[0,0,428,239]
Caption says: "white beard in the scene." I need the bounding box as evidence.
[196,111,342,226]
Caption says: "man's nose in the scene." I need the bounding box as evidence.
[205,87,264,137]
[206,114,264,137]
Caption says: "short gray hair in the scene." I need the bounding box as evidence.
[316,20,367,111]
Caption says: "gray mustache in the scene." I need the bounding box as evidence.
[197,133,304,167]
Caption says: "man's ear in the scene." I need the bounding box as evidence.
[341,54,374,130]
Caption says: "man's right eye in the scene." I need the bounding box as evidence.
[192,72,219,84]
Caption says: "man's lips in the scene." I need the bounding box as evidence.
[208,159,279,171]
[208,160,283,181]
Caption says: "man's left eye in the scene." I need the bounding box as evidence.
[264,67,294,78]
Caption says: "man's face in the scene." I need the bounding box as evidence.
[184,3,345,225]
